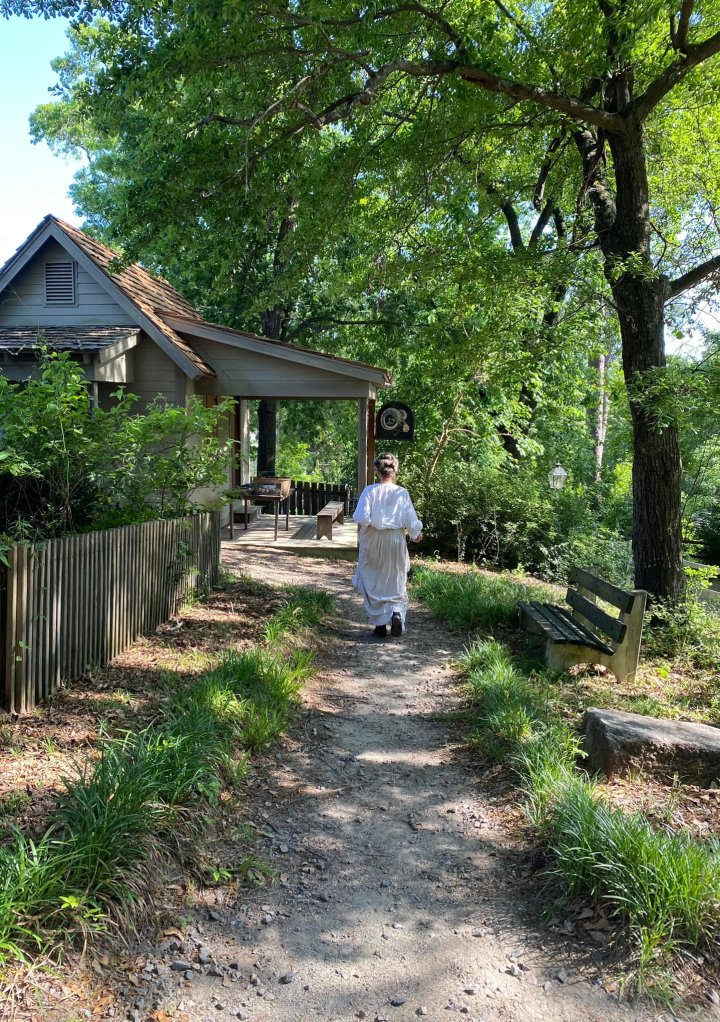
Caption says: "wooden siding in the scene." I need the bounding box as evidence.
[191,338,375,399]
[131,334,188,407]
[0,511,221,715]
[94,348,134,384]
[0,239,137,327]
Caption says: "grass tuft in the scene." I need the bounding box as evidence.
[0,579,332,968]
[411,565,555,631]
[446,633,720,986]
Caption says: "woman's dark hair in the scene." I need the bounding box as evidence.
[374,452,399,480]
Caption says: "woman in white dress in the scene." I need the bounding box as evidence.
[351,452,423,638]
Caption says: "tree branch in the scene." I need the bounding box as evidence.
[482,180,524,249]
[675,0,695,53]
[667,253,720,298]
[529,199,556,245]
[630,29,720,119]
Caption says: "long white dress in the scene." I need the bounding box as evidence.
[351,482,423,629]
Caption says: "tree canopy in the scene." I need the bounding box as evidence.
[4,0,720,597]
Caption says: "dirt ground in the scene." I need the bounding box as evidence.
[3,547,718,1022]
[126,546,662,1022]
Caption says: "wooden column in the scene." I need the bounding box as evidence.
[236,399,251,485]
[358,397,368,492]
[367,396,376,485]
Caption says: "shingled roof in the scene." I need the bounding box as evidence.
[0,216,390,388]
[0,326,138,352]
[48,217,212,378]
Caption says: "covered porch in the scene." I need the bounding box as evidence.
[221,512,358,560]
[166,316,390,494]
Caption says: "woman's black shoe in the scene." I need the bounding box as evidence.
[390,612,402,637]
[374,624,388,637]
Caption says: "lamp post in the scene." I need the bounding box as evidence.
[548,462,568,491]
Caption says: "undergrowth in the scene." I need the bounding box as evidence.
[0,582,330,967]
[457,638,720,996]
[411,564,555,631]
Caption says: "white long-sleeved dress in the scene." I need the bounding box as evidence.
[351,482,423,628]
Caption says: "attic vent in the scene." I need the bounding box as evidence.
[45,261,76,305]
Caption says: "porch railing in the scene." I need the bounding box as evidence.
[288,480,355,515]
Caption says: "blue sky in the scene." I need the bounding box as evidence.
[0,15,83,265]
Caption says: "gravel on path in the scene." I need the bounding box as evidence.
[149,547,664,1022]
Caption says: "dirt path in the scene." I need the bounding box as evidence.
[142,548,660,1022]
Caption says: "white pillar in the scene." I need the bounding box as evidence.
[358,397,368,492]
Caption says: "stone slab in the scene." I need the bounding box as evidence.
[581,707,720,786]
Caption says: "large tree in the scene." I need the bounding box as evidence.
[7,0,720,598]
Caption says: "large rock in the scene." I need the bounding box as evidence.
[581,707,720,785]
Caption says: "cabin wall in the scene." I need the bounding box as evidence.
[0,239,137,327]
[131,334,187,408]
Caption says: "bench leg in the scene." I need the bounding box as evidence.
[609,591,647,685]
[316,518,333,540]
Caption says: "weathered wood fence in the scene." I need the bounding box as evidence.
[287,481,354,515]
[0,511,221,715]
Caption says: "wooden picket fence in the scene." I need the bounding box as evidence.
[0,511,221,715]
[287,481,354,516]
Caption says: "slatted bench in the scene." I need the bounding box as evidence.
[316,500,345,540]
[518,568,648,683]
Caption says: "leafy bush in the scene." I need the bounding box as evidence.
[415,460,631,585]
[0,349,233,540]
[645,565,720,669]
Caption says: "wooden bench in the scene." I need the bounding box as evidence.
[316,501,345,540]
[518,568,648,683]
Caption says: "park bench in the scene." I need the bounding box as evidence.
[316,500,345,540]
[518,568,648,684]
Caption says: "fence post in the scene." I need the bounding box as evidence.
[3,546,18,713]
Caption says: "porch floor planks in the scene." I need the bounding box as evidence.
[222,514,359,560]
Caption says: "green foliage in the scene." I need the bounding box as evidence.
[644,565,720,669]
[12,0,720,599]
[274,440,321,482]
[0,350,234,539]
[411,565,555,631]
[461,639,547,759]
[452,635,720,979]
[0,581,331,965]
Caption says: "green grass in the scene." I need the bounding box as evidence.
[0,580,332,968]
[262,587,333,643]
[0,791,31,817]
[459,639,547,760]
[449,637,720,990]
[411,564,555,631]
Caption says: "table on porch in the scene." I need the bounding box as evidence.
[229,487,295,542]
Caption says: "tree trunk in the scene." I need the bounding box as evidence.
[256,307,286,475]
[607,124,684,600]
[256,398,277,475]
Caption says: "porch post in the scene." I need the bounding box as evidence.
[358,397,368,492]
[237,399,251,485]
[367,396,376,486]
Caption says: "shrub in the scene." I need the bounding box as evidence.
[644,565,720,669]
[0,349,234,539]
